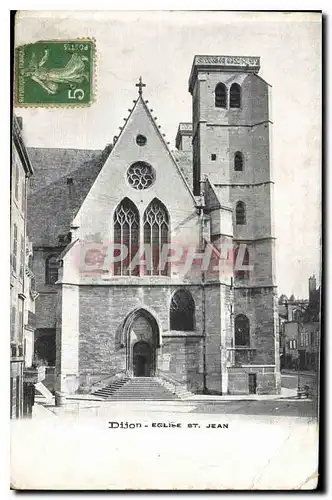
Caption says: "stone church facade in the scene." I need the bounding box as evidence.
[28,55,281,396]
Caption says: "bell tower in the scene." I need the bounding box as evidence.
[189,55,280,394]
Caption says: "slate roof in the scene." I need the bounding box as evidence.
[172,150,193,190]
[28,147,105,194]
[27,147,109,246]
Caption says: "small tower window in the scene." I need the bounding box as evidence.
[236,201,246,225]
[211,154,217,161]
[234,152,243,171]
[215,83,227,108]
[235,314,250,346]
[230,83,241,108]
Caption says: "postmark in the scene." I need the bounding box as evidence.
[14,39,95,107]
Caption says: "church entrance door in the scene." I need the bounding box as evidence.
[133,341,152,377]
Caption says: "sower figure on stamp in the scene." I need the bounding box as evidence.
[22,49,89,95]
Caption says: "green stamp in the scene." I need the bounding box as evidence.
[15,39,95,106]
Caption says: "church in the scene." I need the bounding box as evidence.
[28,55,281,397]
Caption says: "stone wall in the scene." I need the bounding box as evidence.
[234,286,278,365]
[77,284,205,391]
[228,365,277,395]
[162,337,203,391]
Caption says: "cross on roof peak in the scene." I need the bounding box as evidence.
[135,76,146,95]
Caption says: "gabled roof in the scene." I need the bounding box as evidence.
[98,94,196,203]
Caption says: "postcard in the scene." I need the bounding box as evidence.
[10,10,321,490]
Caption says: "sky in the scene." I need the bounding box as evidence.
[14,10,321,299]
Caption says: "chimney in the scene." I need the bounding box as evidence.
[309,274,316,300]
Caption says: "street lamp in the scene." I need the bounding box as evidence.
[297,321,301,398]
[279,297,307,398]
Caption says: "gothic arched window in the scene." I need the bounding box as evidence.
[114,198,139,276]
[235,314,250,346]
[215,83,227,108]
[236,201,246,225]
[230,83,241,108]
[234,151,243,171]
[143,199,169,276]
[234,245,250,279]
[170,289,195,331]
[45,255,59,284]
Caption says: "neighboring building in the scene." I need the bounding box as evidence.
[10,116,34,418]
[279,275,320,371]
[23,240,38,368]
[22,239,41,417]
[282,321,299,369]
[298,322,320,371]
[299,275,321,371]
[27,55,280,397]
[27,147,107,378]
[282,320,320,371]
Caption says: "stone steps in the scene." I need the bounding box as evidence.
[92,376,193,400]
[155,377,193,399]
[91,377,131,398]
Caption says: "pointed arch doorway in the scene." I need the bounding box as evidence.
[133,340,152,377]
[121,308,161,377]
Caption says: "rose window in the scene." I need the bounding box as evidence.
[127,162,155,190]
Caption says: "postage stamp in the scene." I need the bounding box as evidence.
[14,39,95,106]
